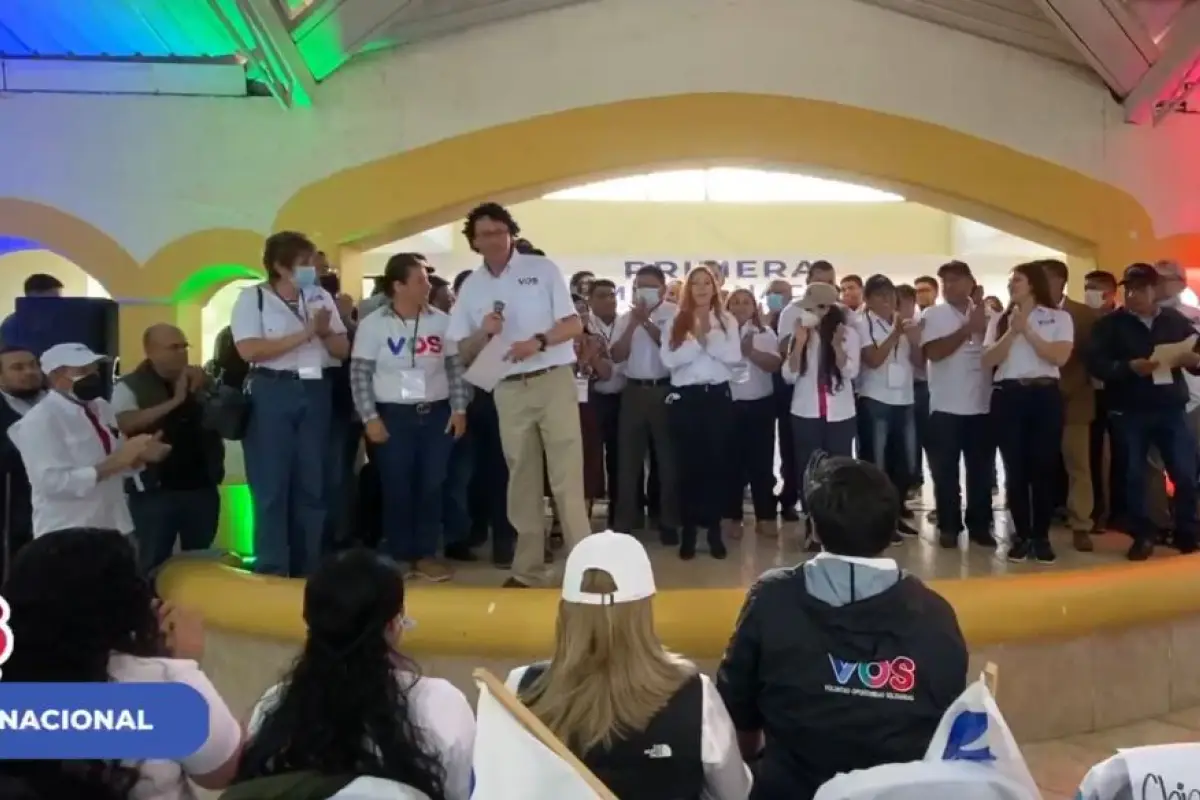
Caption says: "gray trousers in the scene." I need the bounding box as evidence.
[615,382,679,530]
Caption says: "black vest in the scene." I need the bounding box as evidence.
[517,662,704,800]
[118,362,224,491]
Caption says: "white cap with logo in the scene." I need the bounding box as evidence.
[39,343,106,374]
[561,530,657,606]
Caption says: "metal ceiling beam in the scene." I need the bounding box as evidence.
[1123,0,1200,123]
[1030,0,1158,95]
[206,0,318,108]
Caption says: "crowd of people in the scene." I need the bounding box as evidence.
[0,454,974,800]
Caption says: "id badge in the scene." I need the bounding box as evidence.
[298,366,323,380]
[575,376,589,403]
[399,368,428,401]
[886,362,906,389]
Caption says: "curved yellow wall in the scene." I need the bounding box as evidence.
[3,92,1193,364]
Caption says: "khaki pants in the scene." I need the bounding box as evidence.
[1062,422,1094,531]
[494,366,591,586]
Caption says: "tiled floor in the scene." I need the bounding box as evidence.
[433,488,1177,590]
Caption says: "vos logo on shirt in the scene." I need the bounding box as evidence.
[0,596,13,678]
[518,277,539,286]
[386,336,444,357]
[826,654,916,700]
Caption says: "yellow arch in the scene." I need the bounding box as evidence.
[142,228,266,305]
[273,93,1157,265]
[0,198,140,294]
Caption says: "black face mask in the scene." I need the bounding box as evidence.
[319,274,341,295]
[71,373,105,403]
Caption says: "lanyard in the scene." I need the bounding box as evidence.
[269,286,309,324]
[867,312,899,361]
[396,312,421,368]
[81,405,113,455]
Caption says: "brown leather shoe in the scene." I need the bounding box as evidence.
[1072,530,1094,553]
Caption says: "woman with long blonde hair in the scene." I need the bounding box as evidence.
[508,531,751,800]
[723,288,783,540]
[661,265,743,559]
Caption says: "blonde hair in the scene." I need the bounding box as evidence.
[521,569,695,753]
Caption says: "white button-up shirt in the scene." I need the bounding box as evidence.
[660,311,743,386]
[587,315,626,394]
[9,391,135,536]
[985,305,1075,382]
[854,311,915,406]
[919,302,991,415]
[446,253,577,377]
[611,302,677,381]
[731,323,779,402]
[782,326,862,421]
[230,283,348,372]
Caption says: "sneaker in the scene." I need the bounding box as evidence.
[890,530,904,547]
[1032,540,1057,564]
[502,577,531,588]
[1072,530,1094,553]
[938,531,959,549]
[1006,539,1031,563]
[1126,538,1154,561]
[968,529,996,548]
[679,528,697,560]
[926,510,939,525]
[444,542,478,562]
[897,518,920,537]
[707,528,728,560]
[781,507,800,523]
[411,559,453,582]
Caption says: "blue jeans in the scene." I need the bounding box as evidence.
[243,373,331,577]
[375,401,455,562]
[443,432,473,547]
[859,397,916,492]
[1113,408,1198,547]
[128,487,220,574]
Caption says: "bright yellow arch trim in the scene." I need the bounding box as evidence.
[0,198,141,294]
[273,92,1157,265]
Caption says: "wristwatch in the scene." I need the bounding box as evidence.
[534,333,548,351]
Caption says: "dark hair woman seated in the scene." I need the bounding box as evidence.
[230,549,475,800]
[0,529,242,800]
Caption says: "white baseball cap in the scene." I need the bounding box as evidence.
[561,531,656,606]
[39,343,106,374]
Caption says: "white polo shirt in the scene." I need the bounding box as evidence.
[782,326,862,422]
[919,302,991,416]
[854,311,914,406]
[230,283,347,373]
[660,311,744,387]
[731,322,779,402]
[587,315,626,395]
[352,306,457,404]
[611,302,676,381]
[446,253,577,378]
[8,391,135,535]
[985,305,1074,382]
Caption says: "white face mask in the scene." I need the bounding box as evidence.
[1083,290,1106,309]
[635,287,661,306]
[796,309,820,328]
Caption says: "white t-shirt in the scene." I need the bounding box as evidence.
[446,253,577,377]
[919,302,991,415]
[659,311,744,387]
[610,302,678,381]
[782,326,862,422]
[248,673,476,800]
[108,654,241,800]
[352,306,458,404]
[731,323,779,402]
[853,311,915,406]
[229,283,347,373]
[503,665,752,800]
[588,315,626,394]
[985,305,1074,382]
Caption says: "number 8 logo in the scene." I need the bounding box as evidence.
[0,596,13,679]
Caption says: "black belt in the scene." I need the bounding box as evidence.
[250,366,303,380]
[627,377,670,387]
[501,365,567,383]
[377,400,449,415]
[674,382,731,393]
[997,377,1058,388]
